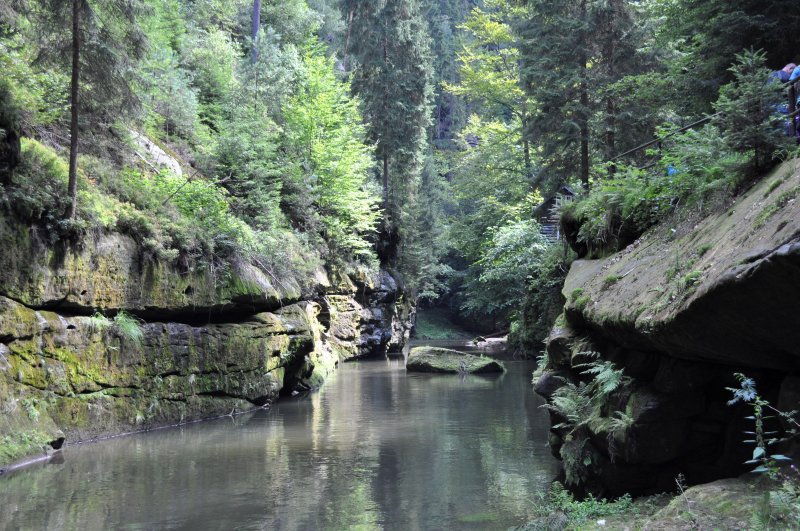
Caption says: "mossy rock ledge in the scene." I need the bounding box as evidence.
[535,159,800,497]
[0,212,415,470]
[406,347,505,374]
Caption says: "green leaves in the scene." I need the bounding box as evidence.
[713,48,790,173]
[283,44,380,261]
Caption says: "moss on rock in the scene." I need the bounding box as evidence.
[406,347,505,374]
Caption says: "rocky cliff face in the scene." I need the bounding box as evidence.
[536,159,800,495]
[0,217,414,469]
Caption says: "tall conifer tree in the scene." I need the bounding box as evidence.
[343,0,433,232]
[33,0,146,218]
[520,0,642,190]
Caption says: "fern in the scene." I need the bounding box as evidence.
[578,358,631,398]
[591,411,635,436]
[543,353,634,487]
[548,382,591,428]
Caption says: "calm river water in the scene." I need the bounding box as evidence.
[0,352,558,530]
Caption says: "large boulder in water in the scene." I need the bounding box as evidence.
[406,347,505,374]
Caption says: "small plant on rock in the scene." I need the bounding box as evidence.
[544,353,634,486]
[113,311,144,348]
[727,373,800,526]
[87,311,112,334]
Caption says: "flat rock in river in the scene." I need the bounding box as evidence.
[406,347,505,374]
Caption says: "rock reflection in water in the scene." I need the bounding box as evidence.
[0,355,557,530]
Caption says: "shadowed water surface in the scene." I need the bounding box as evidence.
[0,355,557,530]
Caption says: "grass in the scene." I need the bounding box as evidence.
[574,295,591,312]
[696,243,713,257]
[602,274,623,289]
[763,178,784,198]
[87,311,112,334]
[456,512,496,523]
[412,308,473,340]
[113,311,144,347]
[754,188,799,228]
[682,271,703,289]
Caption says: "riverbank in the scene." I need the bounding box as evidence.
[517,473,794,530]
[0,208,415,468]
[411,308,476,340]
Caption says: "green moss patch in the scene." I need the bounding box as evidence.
[406,347,505,374]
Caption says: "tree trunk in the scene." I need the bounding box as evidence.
[522,110,532,185]
[604,15,616,174]
[383,149,389,214]
[251,0,261,63]
[343,8,354,72]
[606,98,616,175]
[579,86,589,190]
[382,35,389,217]
[578,0,590,191]
[66,0,81,220]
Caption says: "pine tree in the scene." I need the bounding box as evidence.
[652,0,800,115]
[32,0,146,219]
[519,0,587,190]
[343,0,434,233]
[520,0,643,190]
[421,0,474,146]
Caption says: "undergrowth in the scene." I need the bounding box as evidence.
[727,373,800,527]
[562,125,749,257]
[1,138,321,284]
[543,352,634,486]
[562,50,794,258]
[524,481,668,529]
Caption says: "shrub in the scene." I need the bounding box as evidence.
[460,218,553,332]
[509,244,576,354]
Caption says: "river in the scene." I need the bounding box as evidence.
[0,347,558,530]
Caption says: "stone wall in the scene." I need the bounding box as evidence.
[536,159,800,496]
[0,217,414,470]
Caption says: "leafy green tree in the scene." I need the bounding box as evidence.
[139,47,199,139]
[461,218,550,323]
[181,27,240,130]
[30,0,147,218]
[445,2,532,180]
[283,44,380,261]
[448,116,535,264]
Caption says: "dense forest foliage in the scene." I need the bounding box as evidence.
[1,0,797,352]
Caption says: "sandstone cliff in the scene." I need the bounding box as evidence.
[536,159,800,495]
[0,216,414,469]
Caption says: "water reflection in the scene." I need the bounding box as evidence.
[0,357,558,530]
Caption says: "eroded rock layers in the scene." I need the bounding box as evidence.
[537,159,800,496]
[0,215,413,468]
